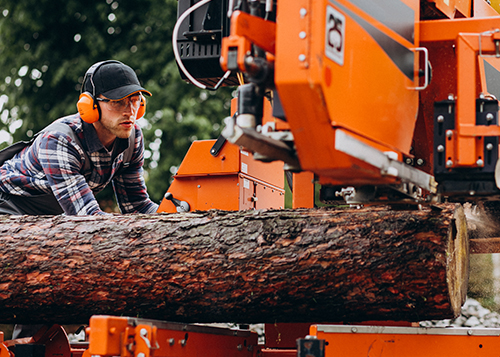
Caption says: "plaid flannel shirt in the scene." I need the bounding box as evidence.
[0,114,158,215]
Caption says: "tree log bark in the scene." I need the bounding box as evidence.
[0,204,468,324]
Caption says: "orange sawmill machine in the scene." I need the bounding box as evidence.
[4,0,500,357]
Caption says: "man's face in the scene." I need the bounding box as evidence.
[97,93,141,140]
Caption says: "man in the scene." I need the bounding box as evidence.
[0,60,159,215]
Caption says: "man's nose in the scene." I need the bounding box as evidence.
[122,100,135,113]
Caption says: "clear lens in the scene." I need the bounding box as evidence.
[106,95,141,112]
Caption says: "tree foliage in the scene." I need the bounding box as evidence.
[0,0,234,205]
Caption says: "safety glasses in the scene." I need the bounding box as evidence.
[97,94,141,112]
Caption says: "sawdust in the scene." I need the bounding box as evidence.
[464,203,500,238]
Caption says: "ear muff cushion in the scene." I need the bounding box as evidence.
[137,95,146,119]
[77,92,100,123]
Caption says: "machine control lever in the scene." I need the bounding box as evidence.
[164,192,190,212]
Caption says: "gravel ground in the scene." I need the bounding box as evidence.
[420,297,500,328]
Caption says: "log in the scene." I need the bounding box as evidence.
[0,204,468,324]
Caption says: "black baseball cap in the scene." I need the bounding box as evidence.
[84,61,152,100]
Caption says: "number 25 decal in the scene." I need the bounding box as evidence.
[325,5,345,66]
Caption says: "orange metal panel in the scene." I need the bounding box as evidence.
[158,175,240,213]
[88,316,129,356]
[175,140,240,177]
[239,175,255,210]
[154,328,257,357]
[88,316,258,357]
[419,16,500,42]
[292,172,315,209]
[158,137,286,213]
[311,324,500,357]
[240,149,284,190]
[254,183,285,209]
[275,0,419,183]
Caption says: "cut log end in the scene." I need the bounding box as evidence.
[446,204,469,317]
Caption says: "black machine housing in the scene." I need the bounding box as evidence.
[176,0,239,87]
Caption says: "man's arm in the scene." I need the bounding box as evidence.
[38,132,106,215]
[112,126,159,214]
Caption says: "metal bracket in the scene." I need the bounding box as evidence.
[335,130,437,193]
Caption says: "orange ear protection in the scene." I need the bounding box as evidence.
[137,93,146,119]
[77,61,116,124]
[77,60,148,123]
[77,92,101,124]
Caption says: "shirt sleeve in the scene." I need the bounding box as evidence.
[37,132,106,215]
[112,126,159,214]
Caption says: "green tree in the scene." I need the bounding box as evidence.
[0,0,233,206]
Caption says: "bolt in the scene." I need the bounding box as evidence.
[437,115,444,123]
[477,159,484,167]
[437,145,445,152]
[468,329,473,335]
[446,160,453,168]
[405,158,413,165]
[487,143,494,150]
[416,158,424,166]
[351,327,358,333]
[168,338,175,346]
[446,130,453,138]
[486,113,495,121]
[448,94,455,100]
[237,344,243,351]
[299,54,306,62]
[299,31,306,39]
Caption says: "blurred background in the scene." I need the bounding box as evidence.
[0,0,234,210]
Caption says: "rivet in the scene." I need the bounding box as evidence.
[299,54,306,62]
[300,8,307,17]
[446,130,453,138]
[437,145,444,152]
[477,159,484,167]
[486,113,494,121]
[446,160,453,168]
[299,31,306,39]
[437,115,444,123]
[487,143,494,150]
